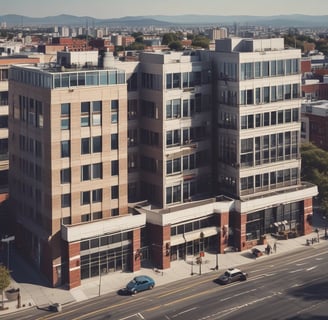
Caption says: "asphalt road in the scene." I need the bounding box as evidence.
[4,243,328,320]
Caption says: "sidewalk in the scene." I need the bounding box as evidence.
[1,228,327,317]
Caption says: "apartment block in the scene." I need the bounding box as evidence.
[8,38,318,288]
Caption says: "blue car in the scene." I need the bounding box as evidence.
[125,275,155,294]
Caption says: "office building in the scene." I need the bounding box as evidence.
[8,38,318,288]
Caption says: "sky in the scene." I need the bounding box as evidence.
[2,0,328,19]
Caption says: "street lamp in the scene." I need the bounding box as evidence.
[1,236,15,270]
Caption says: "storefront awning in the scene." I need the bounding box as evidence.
[170,227,219,246]
[170,234,185,246]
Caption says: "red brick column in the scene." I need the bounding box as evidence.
[148,223,171,269]
[67,242,81,289]
[218,211,229,253]
[162,225,171,269]
[131,228,141,272]
[303,198,314,235]
[235,214,247,252]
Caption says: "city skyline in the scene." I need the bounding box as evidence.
[2,0,328,19]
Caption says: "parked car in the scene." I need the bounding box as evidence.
[251,248,263,258]
[125,275,155,294]
[216,268,247,285]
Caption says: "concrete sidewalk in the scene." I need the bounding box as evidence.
[1,228,327,318]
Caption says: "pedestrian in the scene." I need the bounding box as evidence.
[273,242,277,253]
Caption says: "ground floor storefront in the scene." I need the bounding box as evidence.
[12,186,317,288]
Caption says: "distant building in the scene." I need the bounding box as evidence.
[122,36,135,48]
[208,28,228,41]
[301,100,328,151]
[301,56,328,101]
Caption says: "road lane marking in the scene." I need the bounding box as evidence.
[289,268,303,273]
[220,289,256,302]
[306,266,317,271]
[171,307,197,318]
[198,291,283,320]
[119,313,145,320]
[157,278,212,298]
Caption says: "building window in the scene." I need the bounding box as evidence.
[111,160,119,176]
[111,208,119,216]
[0,115,8,129]
[111,133,118,150]
[93,136,102,153]
[128,99,138,120]
[61,103,70,116]
[61,140,70,158]
[81,102,90,127]
[93,211,103,220]
[166,158,181,175]
[81,136,102,154]
[166,73,181,89]
[81,101,102,126]
[81,191,90,205]
[61,193,71,208]
[81,165,91,181]
[262,61,269,77]
[92,101,102,126]
[277,60,284,75]
[62,217,71,225]
[81,138,90,154]
[92,189,102,203]
[111,185,119,199]
[81,213,91,222]
[166,99,181,119]
[0,138,8,159]
[0,91,8,106]
[93,163,102,179]
[60,168,71,184]
[166,184,181,204]
[111,99,118,123]
[81,163,102,181]
[166,130,180,147]
[61,118,69,130]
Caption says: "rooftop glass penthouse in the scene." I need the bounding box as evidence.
[9,65,126,89]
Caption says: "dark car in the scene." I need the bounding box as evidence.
[216,268,247,285]
[125,275,155,294]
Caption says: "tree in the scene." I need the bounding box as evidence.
[0,265,10,310]
[191,35,210,49]
[168,41,183,51]
[162,33,178,45]
[127,42,145,50]
[301,142,328,217]
[131,32,143,39]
